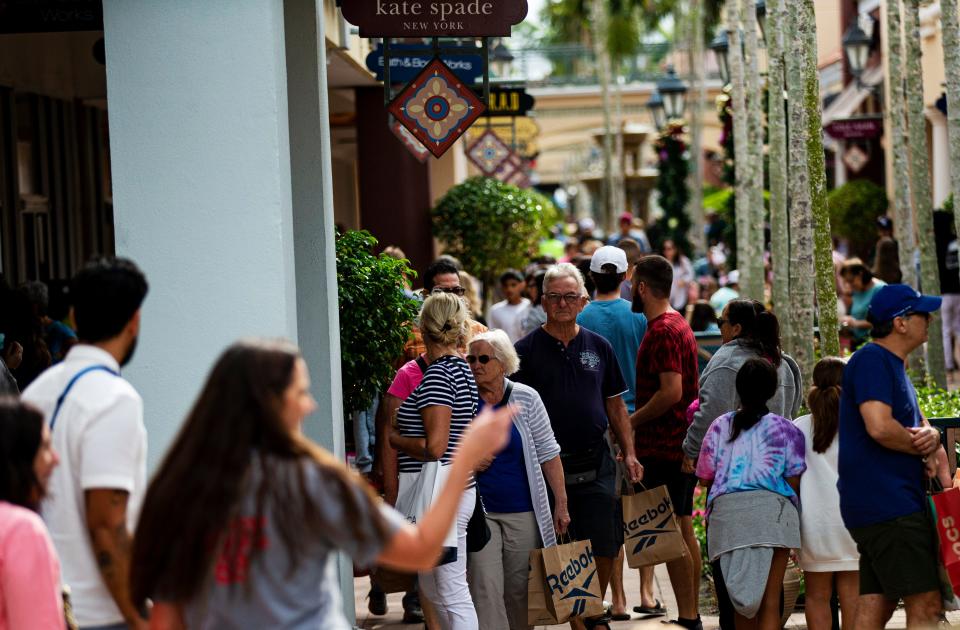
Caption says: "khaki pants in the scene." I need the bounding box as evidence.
[468,511,540,630]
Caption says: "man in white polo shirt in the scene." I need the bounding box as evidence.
[23,258,149,630]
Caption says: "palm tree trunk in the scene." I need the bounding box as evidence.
[767,0,790,347]
[905,0,947,387]
[688,0,707,254]
[941,0,960,247]
[785,0,816,385]
[885,0,918,288]
[800,0,840,358]
[590,0,615,232]
[742,0,766,303]
[727,0,761,300]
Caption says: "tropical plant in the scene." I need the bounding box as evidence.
[826,180,888,260]
[432,177,558,307]
[336,230,420,415]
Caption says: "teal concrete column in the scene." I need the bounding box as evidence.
[103,0,352,618]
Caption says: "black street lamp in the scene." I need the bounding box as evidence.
[646,90,666,130]
[756,0,767,44]
[657,65,688,120]
[842,21,872,82]
[491,40,515,78]
[710,29,730,85]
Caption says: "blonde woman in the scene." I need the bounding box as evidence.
[389,292,480,629]
[460,270,487,327]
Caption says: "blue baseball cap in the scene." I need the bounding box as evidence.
[868,284,942,322]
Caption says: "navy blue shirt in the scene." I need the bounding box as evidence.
[477,422,534,513]
[513,327,628,454]
[838,343,925,529]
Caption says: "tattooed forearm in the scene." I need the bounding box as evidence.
[86,488,146,627]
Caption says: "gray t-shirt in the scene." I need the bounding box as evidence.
[183,456,405,629]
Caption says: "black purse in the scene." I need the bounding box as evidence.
[560,446,604,486]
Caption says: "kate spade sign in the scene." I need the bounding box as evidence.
[341,0,528,37]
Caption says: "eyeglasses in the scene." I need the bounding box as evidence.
[717,318,728,327]
[902,311,931,321]
[466,354,495,364]
[544,292,582,305]
[431,286,466,297]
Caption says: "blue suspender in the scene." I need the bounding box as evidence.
[49,365,120,430]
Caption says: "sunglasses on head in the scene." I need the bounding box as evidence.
[466,354,494,364]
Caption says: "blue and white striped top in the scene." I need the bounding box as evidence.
[395,355,478,475]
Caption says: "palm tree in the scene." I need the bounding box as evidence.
[743,0,766,304]
[687,0,708,252]
[766,0,790,344]
[905,0,947,387]
[800,0,840,358]
[785,0,816,383]
[884,0,918,288]
[941,0,960,247]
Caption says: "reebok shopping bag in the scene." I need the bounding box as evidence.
[396,461,457,565]
[930,488,960,608]
[527,538,604,624]
[621,483,688,568]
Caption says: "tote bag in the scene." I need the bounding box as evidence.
[396,461,458,565]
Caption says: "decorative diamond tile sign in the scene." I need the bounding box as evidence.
[494,150,524,182]
[390,120,431,163]
[466,129,512,176]
[387,58,485,159]
[843,144,870,174]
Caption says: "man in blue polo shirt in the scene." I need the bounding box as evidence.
[514,262,642,629]
[838,284,946,628]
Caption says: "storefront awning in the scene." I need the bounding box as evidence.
[821,64,883,126]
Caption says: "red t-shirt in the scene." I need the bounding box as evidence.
[634,310,700,461]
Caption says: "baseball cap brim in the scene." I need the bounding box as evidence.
[911,295,943,314]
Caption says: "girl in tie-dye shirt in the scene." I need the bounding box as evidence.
[696,366,807,516]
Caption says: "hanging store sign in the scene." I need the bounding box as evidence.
[341,0,528,37]
[473,87,535,117]
[0,0,102,33]
[825,116,883,140]
[391,121,432,163]
[466,129,513,175]
[366,44,485,84]
[843,145,870,174]
[387,58,486,158]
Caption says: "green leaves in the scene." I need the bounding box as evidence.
[336,230,420,414]
[827,180,889,260]
[431,176,559,303]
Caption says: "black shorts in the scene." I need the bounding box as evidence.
[849,511,941,600]
[637,458,697,517]
[567,491,624,558]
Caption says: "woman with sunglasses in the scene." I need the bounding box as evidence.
[465,330,569,630]
[389,292,482,629]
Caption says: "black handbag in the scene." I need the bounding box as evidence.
[467,382,514,552]
[560,446,604,486]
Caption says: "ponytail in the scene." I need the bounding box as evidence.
[729,358,779,442]
[726,299,782,366]
[808,357,845,453]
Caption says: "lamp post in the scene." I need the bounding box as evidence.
[842,21,872,85]
[490,40,514,78]
[657,65,688,121]
[710,29,730,86]
[646,90,666,130]
[756,0,767,44]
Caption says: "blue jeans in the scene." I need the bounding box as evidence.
[353,395,378,473]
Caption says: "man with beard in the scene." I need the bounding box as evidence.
[23,257,149,630]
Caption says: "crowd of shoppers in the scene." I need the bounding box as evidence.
[1,212,959,630]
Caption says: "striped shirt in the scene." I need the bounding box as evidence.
[396,355,478,475]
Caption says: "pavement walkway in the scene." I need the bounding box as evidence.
[354,563,959,629]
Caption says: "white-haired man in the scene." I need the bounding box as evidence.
[513,263,643,630]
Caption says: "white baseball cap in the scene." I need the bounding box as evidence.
[590,246,629,273]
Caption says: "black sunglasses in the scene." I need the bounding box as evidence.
[717,318,728,327]
[430,286,466,296]
[466,354,494,364]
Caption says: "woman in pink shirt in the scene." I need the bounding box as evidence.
[0,398,63,629]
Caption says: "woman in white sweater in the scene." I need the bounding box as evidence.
[794,357,859,630]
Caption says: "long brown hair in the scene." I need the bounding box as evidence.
[808,357,845,453]
[130,339,389,605]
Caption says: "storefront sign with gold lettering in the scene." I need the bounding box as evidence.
[341,0,528,37]
[472,87,535,117]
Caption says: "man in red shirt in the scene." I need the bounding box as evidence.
[629,255,702,630]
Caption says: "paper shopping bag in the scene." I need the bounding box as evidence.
[621,484,689,568]
[930,488,960,608]
[396,461,457,565]
[528,539,604,624]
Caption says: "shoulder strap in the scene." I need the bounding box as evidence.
[497,382,514,409]
[415,355,429,374]
[50,365,120,431]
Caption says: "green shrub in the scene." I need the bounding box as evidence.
[827,180,889,260]
[432,176,558,306]
[336,230,420,414]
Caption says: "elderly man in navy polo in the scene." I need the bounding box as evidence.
[513,262,643,630]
